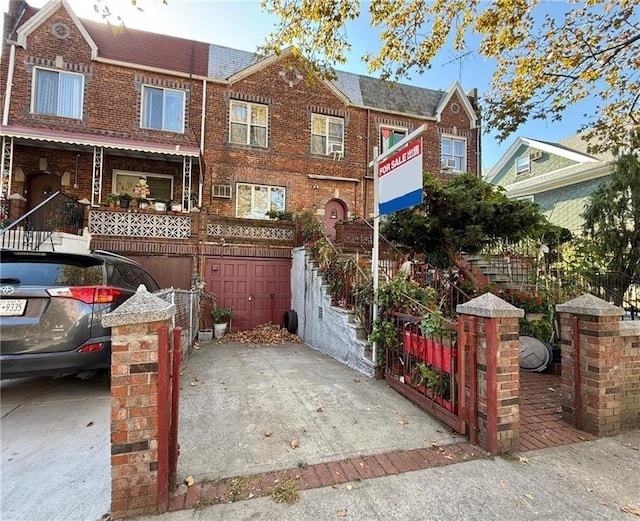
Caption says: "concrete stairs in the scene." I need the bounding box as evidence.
[463,253,536,291]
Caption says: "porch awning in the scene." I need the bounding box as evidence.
[0,125,201,158]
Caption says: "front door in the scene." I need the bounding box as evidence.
[28,173,61,210]
[205,257,291,331]
[323,199,346,241]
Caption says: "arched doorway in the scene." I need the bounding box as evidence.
[28,173,61,210]
[323,199,346,241]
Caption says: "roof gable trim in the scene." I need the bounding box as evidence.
[227,47,351,106]
[435,81,477,129]
[485,136,600,184]
[17,0,98,60]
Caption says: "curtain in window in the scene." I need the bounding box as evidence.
[35,70,58,115]
[142,87,163,129]
[58,73,82,119]
[164,90,184,132]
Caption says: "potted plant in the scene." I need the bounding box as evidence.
[118,193,132,209]
[136,197,150,210]
[105,193,120,208]
[211,307,233,338]
[154,199,167,212]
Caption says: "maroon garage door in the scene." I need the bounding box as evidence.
[205,257,292,331]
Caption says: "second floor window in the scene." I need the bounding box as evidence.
[311,114,344,155]
[380,127,407,153]
[440,135,466,173]
[141,86,185,133]
[229,101,268,146]
[33,68,83,119]
[515,155,531,176]
[236,183,285,219]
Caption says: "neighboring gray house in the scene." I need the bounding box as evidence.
[484,133,615,235]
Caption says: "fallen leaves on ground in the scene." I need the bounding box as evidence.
[337,509,348,517]
[184,476,194,487]
[224,323,303,344]
[290,439,300,449]
[621,506,640,516]
[264,431,273,437]
[518,456,530,464]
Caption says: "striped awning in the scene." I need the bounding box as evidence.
[0,125,201,157]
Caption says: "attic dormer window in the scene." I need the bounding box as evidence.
[515,155,530,176]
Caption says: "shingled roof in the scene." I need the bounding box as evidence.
[10,0,457,118]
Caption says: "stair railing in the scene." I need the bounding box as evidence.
[0,191,85,251]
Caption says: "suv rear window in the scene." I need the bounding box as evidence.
[107,262,159,291]
[0,260,104,286]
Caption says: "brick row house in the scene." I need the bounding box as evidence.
[1,0,480,330]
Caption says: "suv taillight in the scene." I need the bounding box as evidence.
[47,286,125,304]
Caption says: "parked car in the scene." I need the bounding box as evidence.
[0,249,160,380]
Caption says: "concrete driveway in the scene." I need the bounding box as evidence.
[0,374,110,521]
[177,341,459,483]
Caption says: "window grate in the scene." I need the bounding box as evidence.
[318,307,323,321]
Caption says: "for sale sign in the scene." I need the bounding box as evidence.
[378,138,423,215]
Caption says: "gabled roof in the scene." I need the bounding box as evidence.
[485,136,603,185]
[15,0,98,60]
[82,19,210,76]
[484,133,615,197]
[435,81,477,129]
[11,0,477,121]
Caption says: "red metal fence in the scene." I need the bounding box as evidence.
[385,312,477,438]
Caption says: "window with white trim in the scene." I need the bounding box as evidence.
[32,68,83,119]
[380,126,407,153]
[141,86,185,133]
[515,155,530,176]
[311,114,344,155]
[440,135,466,172]
[229,101,268,146]
[112,170,174,202]
[236,183,285,219]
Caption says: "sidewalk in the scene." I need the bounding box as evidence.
[136,341,639,520]
[137,432,639,520]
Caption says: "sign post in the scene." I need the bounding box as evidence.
[370,125,425,364]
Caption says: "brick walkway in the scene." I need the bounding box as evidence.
[519,371,592,452]
[169,442,487,511]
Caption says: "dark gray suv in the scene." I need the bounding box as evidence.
[0,249,160,380]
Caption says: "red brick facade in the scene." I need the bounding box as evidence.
[557,296,640,436]
[1,0,479,301]
[2,1,479,222]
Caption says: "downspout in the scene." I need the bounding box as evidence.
[3,44,16,125]
[364,108,371,215]
[199,78,206,208]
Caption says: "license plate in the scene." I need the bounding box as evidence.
[0,299,27,316]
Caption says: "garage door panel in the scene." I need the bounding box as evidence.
[205,257,291,331]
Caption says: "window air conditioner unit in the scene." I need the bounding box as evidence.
[211,184,232,199]
[529,150,543,161]
[329,143,344,158]
[441,158,457,170]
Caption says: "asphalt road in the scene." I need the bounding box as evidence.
[1,374,111,521]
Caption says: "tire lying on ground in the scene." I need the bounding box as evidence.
[283,310,298,334]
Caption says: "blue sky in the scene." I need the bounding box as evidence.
[1,0,597,170]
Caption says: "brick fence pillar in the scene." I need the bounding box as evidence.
[556,294,625,436]
[102,287,176,520]
[458,292,523,455]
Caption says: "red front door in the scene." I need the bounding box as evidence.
[206,257,291,331]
